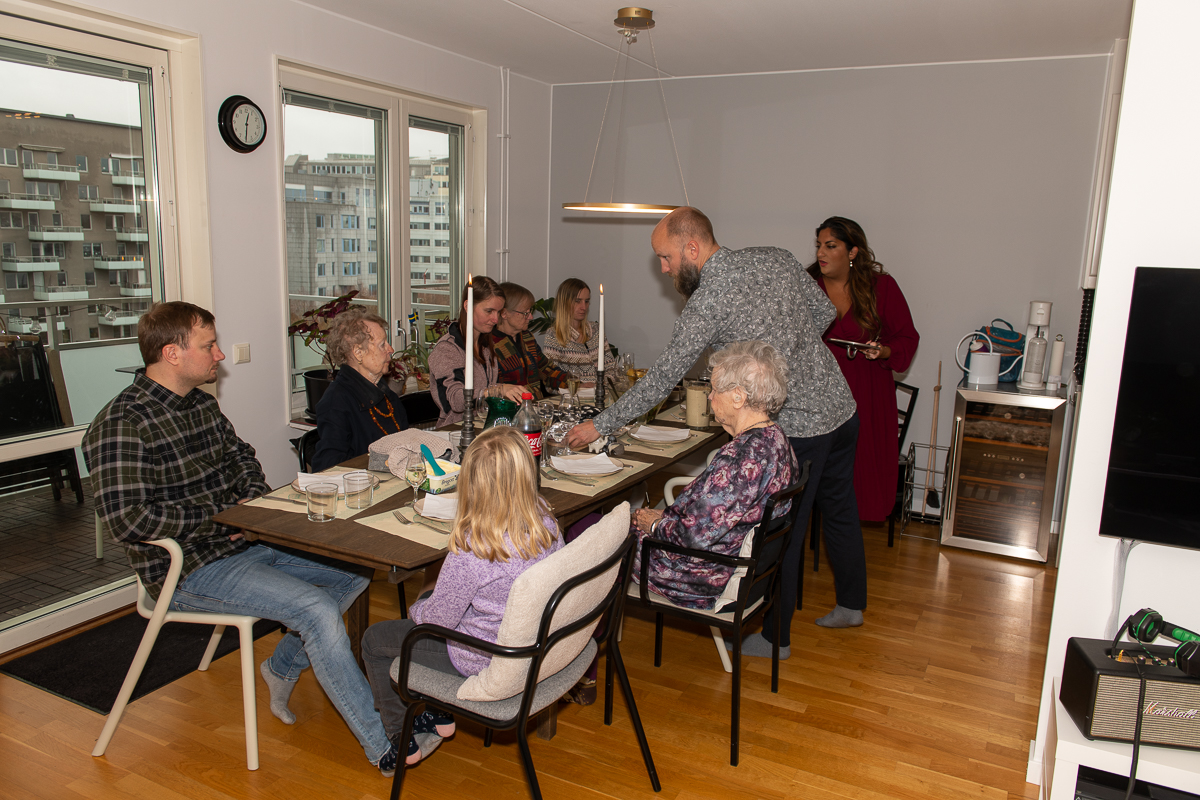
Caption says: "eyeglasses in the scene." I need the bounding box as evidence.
[509,309,534,319]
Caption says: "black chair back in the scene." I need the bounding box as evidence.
[896,381,919,454]
[399,390,439,430]
[0,335,64,438]
[737,461,812,614]
[288,427,320,472]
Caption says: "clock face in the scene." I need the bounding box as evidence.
[230,103,265,146]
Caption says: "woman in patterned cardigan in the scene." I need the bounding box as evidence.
[630,341,799,611]
[542,277,617,385]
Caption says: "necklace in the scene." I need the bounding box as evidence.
[368,396,403,436]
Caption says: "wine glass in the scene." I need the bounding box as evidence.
[567,377,581,403]
[404,453,427,510]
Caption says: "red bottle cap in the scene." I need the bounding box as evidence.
[521,392,534,400]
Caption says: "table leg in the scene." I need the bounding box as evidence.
[347,584,370,671]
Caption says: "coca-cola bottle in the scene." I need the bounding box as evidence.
[513,392,543,489]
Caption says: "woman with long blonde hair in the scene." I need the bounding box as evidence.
[361,426,562,772]
[543,277,617,385]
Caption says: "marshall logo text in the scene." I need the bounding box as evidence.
[1145,702,1200,720]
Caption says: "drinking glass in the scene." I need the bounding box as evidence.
[343,471,374,509]
[305,482,338,522]
[404,454,428,509]
[567,377,581,402]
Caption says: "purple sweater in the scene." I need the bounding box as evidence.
[410,513,563,676]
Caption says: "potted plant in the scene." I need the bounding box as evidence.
[390,317,451,392]
[288,290,361,413]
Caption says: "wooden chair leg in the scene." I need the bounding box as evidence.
[730,632,742,766]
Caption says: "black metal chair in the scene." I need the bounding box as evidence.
[399,390,439,430]
[626,463,811,766]
[886,381,920,545]
[288,427,320,472]
[388,527,659,800]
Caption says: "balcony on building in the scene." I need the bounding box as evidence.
[97,307,146,326]
[92,255,145,270]
[33,284,91,302]
[0,192,56,210]
[90,198,140,213]
[115,226,149,242]
[6,316,37,334]
[23,163,81,182]
[110,169,145,187]
[118,280,151,297]
[28,225,85,242]
[2,255,61,272]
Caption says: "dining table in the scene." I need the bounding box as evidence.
[212,403,728,669]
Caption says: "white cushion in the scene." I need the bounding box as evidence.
[456,502,630,702]
[714,523,759,610]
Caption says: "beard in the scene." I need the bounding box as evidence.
[673,259,702,298]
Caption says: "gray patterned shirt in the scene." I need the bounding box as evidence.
[594,246,856,439]
[83,372,270,599]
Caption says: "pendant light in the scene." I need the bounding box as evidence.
[562,7,689,215]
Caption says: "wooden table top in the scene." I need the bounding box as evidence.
[213,418,727,572]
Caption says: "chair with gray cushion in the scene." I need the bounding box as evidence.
[387,503,659,800]
[626,462,811,766]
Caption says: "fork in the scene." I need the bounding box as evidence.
[393,509,450,536]
[541,468,595,486]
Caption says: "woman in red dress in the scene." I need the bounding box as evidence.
[809,217,919,521]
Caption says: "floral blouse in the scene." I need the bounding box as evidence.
[543,320,617,383]
[633,424,798,610]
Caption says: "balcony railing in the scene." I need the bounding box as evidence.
[27,225,85,241]
[92,255,145,270]
[23,163,81,181]
[34,284,91,294]
[119,281,152,297]
[0,192,57,209]
[1,255,61,272]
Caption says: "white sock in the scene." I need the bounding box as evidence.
[260,660,297,724]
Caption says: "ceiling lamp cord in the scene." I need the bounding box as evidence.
[647,28,689,207]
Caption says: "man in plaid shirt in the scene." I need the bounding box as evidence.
[84,302,401,774]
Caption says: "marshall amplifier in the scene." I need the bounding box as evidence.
[1061,637,1200,751]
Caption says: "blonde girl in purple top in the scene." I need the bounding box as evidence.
[361,426,562,775]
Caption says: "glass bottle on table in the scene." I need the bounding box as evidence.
[514,392,543,489]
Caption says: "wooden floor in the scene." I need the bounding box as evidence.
[0,519,1056,800]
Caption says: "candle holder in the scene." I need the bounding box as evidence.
[458,388,476,456]
[595,369,605,409]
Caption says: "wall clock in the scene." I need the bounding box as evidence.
[217,95,267,154]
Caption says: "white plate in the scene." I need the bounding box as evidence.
[292,473,379,496]
[549,454,624,476]
[415,496,457,521]
[631,426,690,444]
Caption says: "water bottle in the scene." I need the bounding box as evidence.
[513,392,543,488]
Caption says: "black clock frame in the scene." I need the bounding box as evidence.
[217,95,266,154]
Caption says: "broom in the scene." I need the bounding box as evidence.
[921,361,942,515]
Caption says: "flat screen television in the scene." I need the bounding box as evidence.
[1100,266,1200,547]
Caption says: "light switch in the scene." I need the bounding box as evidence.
[233,343,251,365]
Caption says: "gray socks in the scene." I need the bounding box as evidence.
[815,605,864,628]
[728,631,790,660]
[260,660,297,724]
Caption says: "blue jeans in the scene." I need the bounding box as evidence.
[171,544,390,763]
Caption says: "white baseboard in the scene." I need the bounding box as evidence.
[0,582,136,656]
[1028,737,1043,787]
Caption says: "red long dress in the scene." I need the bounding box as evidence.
[815,273,920,521]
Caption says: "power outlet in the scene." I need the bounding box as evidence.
[233,343,251,365]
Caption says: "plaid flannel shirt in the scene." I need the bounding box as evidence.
[491,328,569,398]
[83,371,270,599]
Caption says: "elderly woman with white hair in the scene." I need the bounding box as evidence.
[630,340,799,610]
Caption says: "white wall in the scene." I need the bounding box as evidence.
[548,57,1111,468]
[51,0,551,486]
[1031,0,1200,779]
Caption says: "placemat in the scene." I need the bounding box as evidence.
[358,508,451,549]
[540,458,653,497]
[654,403,688,423]
[247,470,405,520]
[619,429,716,458]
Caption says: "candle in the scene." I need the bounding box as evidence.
[464,274,473,392]
[597,284,605,374]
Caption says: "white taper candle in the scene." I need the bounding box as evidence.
[464,274,474,392]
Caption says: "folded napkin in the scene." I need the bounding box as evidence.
[558,387,596,401]
[631,425,690,443]
[370,429,455,472]
[296,472,354,493]
[549,454,619,475]
[422,493,458,521]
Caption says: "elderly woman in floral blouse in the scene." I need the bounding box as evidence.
[631,340,799,610]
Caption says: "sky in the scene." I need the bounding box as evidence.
[284,104,450,162]
[0,61,142,126]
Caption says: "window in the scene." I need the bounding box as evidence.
[22,150,33,166]
[316,287,326,297]
[27,212,39,229]
[435,240,448,247]
[284,184,306,202]
[109,271,120,285]
[46,152,58,167]
[434,222,449,230]
[26,181,60,199]
[0,211,20,228]
[51,212,62,227]
[5,273,29,290]
[38,242,65,258]
[342,214,359,228]
[101,157,120,174]
[89,327,99,339]
[316,263,325,276]
[1,242,14,258]
[410,203,429,215]
[410,238,430,247]
[434,202,447,215]
[367,216,376,230]
[1,147,16,166]
[316,239,324,253]
[435,256,450,264]
[411,222,430,230]
[54,272,67,286]
[341,261,361,276]
[368,262,377,274]
[106,215,123,231]
[79,184,99,200]
[410,255,431,263]
[85,271,96,286]
[315,214,325,228]
[83,243,103,258]
[76,155,88,172]
[313,187,333,203]
[80,213,91,230]
[368,239,377,252]
[341,239,360,253]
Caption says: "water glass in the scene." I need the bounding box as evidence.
[343,471,374,509]
[306,482,339,522]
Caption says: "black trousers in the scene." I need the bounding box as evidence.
[762,413,867,647]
